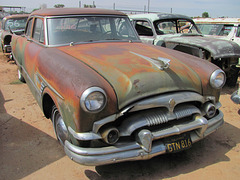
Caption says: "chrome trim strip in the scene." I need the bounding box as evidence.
[127,92,206,113]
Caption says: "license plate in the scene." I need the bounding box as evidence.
[164,133,192,153]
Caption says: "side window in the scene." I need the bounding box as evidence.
[26,18,33,37]
[135,20,153,36]
[33,18,44,43]
[236,26,240,37]
[218,25,233,36]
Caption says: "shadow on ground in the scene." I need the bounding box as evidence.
[0,90,65,180]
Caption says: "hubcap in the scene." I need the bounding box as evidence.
[54,110,69,145]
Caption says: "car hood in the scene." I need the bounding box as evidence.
[157,34,240,59]
[57,42,203,109]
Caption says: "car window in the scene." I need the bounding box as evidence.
[33,18,44,43]
[26,18,33,37]
[218,25,233,36]
[4,17,28,31]
[154,20,198,35]
[134,20,154,36]
[155,21,177,34]
[47,16,138,45]
[197,24,233,36]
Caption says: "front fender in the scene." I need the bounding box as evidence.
[37,48,118,133]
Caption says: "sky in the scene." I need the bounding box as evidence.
[1,0,240,18]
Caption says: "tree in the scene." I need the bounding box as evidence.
[54,4,65,8]
[202,12,209,18]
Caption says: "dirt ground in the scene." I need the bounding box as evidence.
[0,52,239,180]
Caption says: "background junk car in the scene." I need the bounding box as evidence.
[129,13,240,87]
[194,18,240,46]
[0,14,28,53]
[11,8,226,166]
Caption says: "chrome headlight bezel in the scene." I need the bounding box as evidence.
[80,87,107,113]
[210,69,226,89]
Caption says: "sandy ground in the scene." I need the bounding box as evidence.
[0,52,240,180]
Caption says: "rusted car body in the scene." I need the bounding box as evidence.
[11,8,226,166]
[0,14,28,53]
[129,13,240,86]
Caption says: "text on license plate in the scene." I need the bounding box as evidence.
[164,133,192,153]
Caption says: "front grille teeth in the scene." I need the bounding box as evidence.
[174,105,201,119]
[145,111,168,126]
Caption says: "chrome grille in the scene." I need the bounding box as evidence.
[119,104,201,136]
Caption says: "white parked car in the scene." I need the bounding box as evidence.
[194,18,240,46]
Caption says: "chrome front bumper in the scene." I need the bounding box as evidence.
[64,110,224,166]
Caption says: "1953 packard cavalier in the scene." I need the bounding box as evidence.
[11,8,226,166]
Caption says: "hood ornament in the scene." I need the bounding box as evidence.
[130,51,170,70]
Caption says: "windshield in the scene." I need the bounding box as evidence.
[5,17,28,30]
[47,16,139,45]
[196,24,233,36]
[154,20,199,35]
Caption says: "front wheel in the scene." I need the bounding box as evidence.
[51,105,69,146]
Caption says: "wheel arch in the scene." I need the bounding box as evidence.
[4,35,12,45]
[42,92,55,119]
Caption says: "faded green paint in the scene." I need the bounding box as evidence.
[58,42,209,110]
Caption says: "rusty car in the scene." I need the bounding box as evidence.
[129,13,240,87]
[0,14,28,53]
[11,8,226,166]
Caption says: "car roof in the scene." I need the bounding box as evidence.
[129,13,193,22]
[3,14,29,20]
[194,18,240,25]
[30,8,126,17]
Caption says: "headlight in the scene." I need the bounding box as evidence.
[80,87,107,113]
[210,69,226,89]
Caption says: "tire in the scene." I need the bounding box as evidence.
[18,69,25,83]
[51,105,69,146]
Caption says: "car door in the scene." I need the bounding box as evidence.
[22,17,45,104]
[132,19,155,44]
